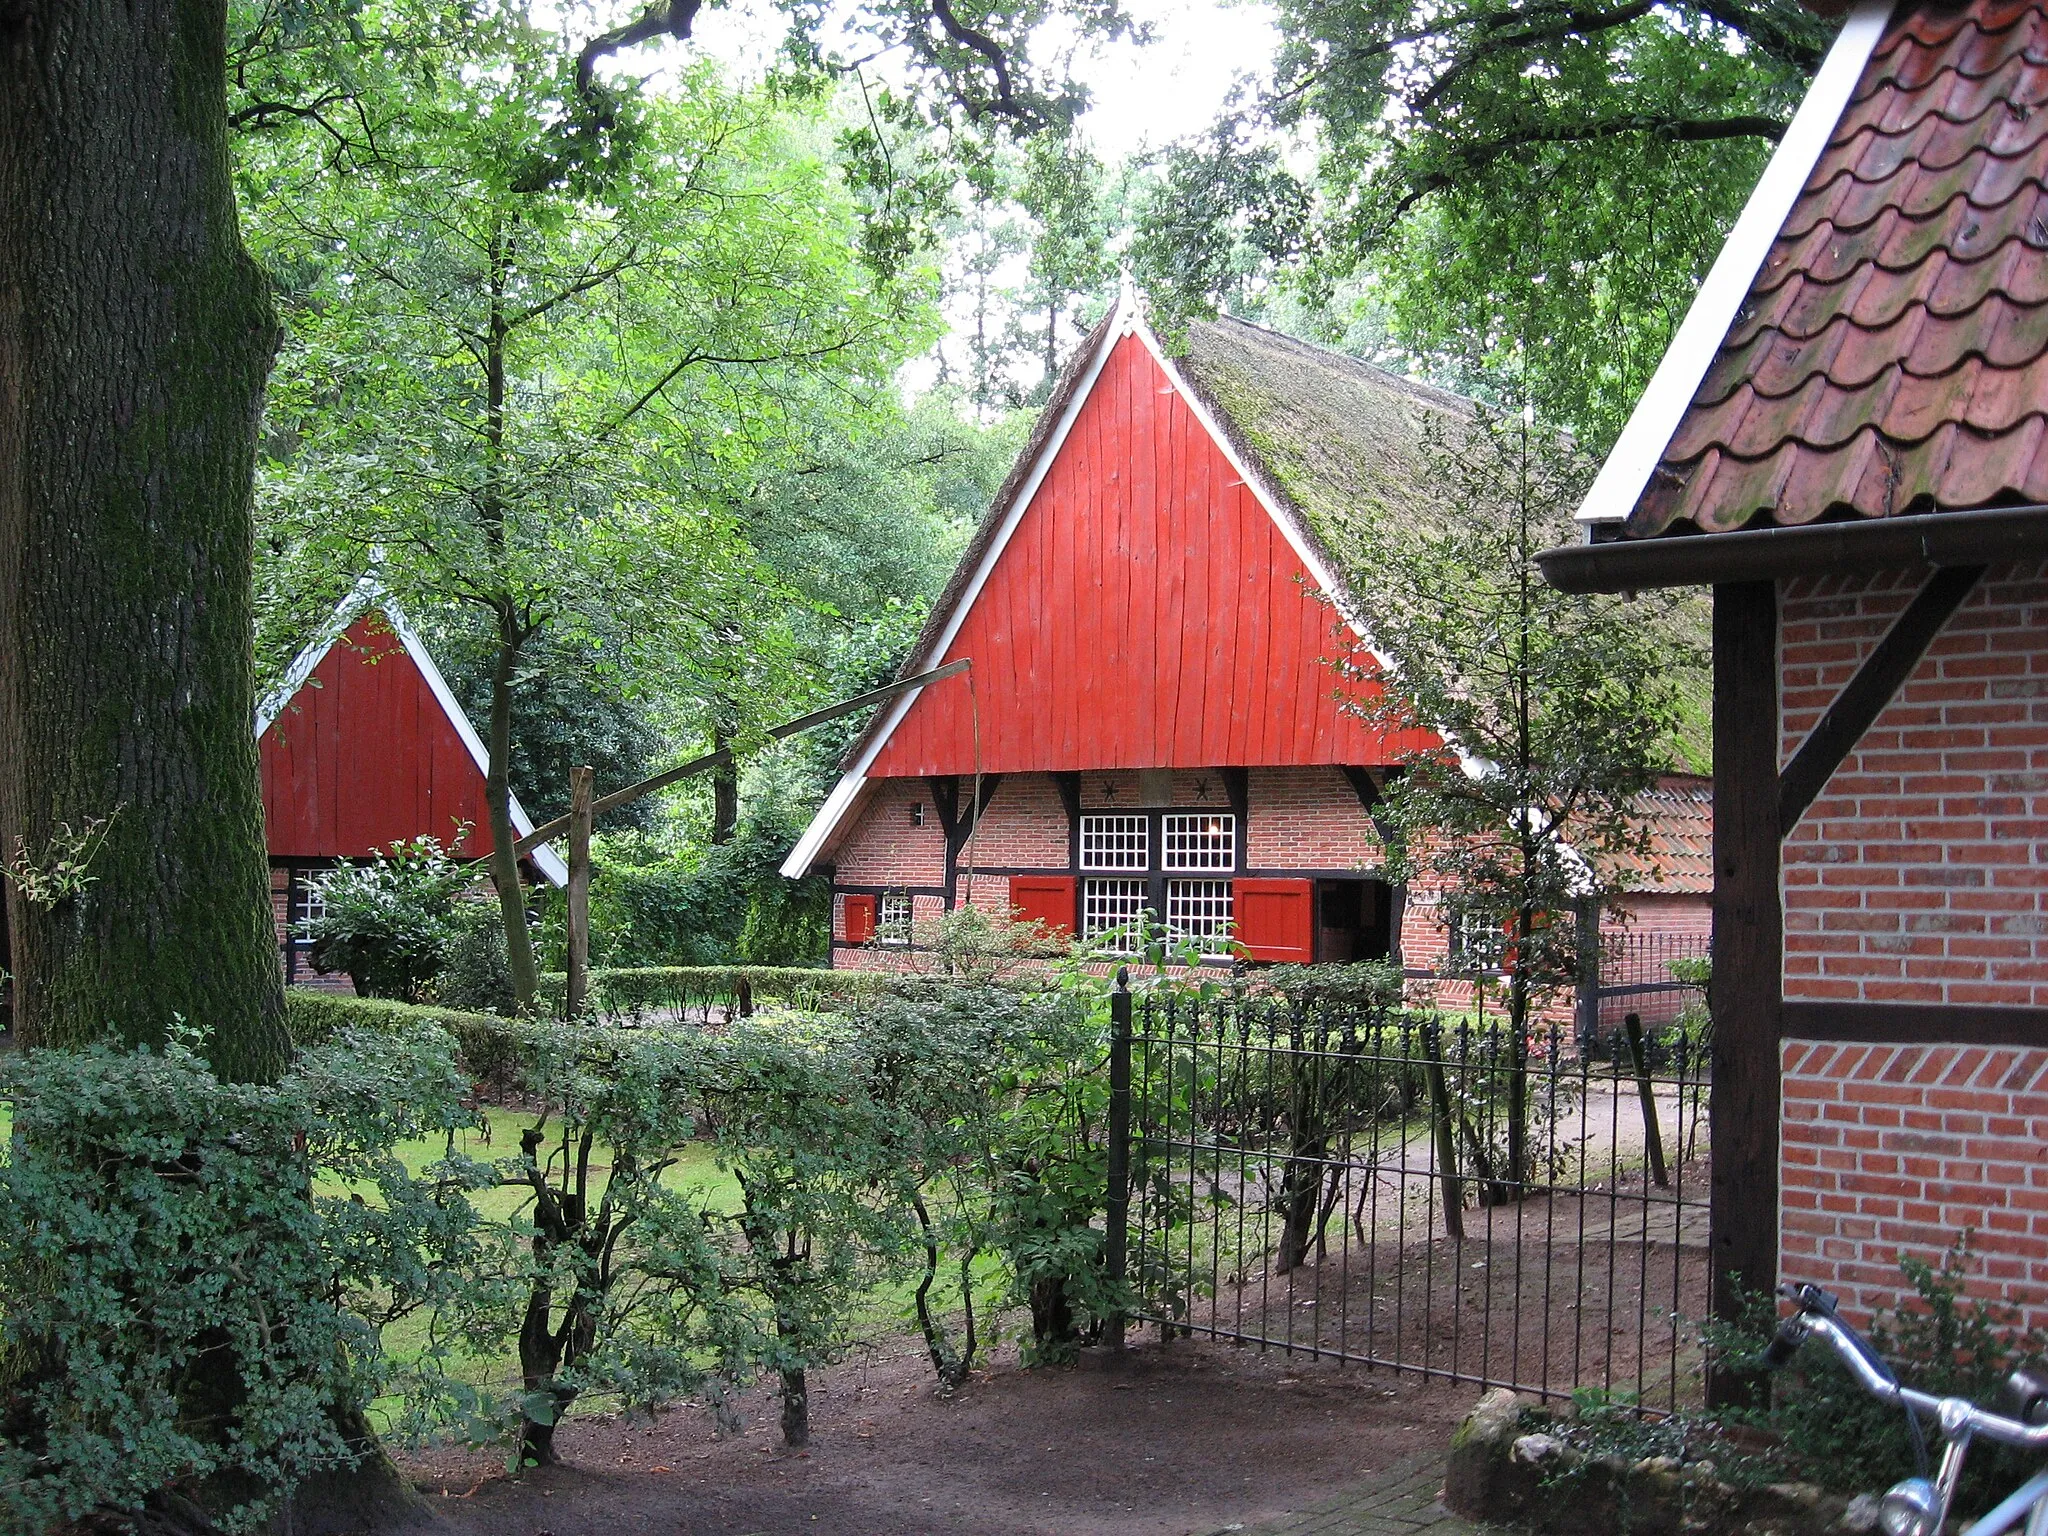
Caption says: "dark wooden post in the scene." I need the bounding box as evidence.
[1574,895,1602,1050]
[1423,1021,1465,1240]
[1623,1012,1668,1190]
[1709,581,1781,1406]
[1103,969,1134,1353]
[566,764,594,1020]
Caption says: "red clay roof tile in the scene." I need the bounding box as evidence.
[1630,0,2048,535]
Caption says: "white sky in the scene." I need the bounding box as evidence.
[667,0,1277,164]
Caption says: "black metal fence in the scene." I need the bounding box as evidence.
[1586,929,1711,1035]
[1106,987,1711,1412]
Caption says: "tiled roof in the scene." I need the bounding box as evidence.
[1632,0,2048,536]
[1605,776,1715,894]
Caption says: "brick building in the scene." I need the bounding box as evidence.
[1543,0,2048,1343]
[784,291,1712,991]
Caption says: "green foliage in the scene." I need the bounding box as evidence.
[1331,408,1696,1064]
[1718,1243,2048,1515]
[299,836,472,1002]
[590,817,831,969]
[538,965,889,1021]
[0,1027,491,1532]
[436,899,521,1016]
[1134,0,1826,442]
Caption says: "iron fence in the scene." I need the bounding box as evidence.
[1588,929,1711,1034]
[1107,986,1711,1412]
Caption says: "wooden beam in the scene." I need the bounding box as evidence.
[1538,503,2048,593]
[1782,1000,2048,1046]
[1778,565,1985,837]
[1708,581,1781,1408]
[513,659,971,855]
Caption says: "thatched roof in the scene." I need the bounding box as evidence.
[1173,318,1712,771]
[1173,317,1478,553]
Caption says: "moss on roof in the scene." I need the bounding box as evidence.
[1174,316,1478,554]
[1173,316,1710,771]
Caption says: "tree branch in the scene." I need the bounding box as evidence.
[575,0,705,103]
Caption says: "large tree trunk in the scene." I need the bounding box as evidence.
[1,5,445,1526]
[0,0,288,1079]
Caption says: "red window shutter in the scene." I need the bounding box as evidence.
[1008,875,1077,936]
[842,893,879,945]
[1234,878,1314,962]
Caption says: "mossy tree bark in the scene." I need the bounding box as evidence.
[0,0,289,1082]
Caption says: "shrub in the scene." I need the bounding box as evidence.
[536,965,892,1021]
[0,1025,492,1532]
[1715,1240,2048,1517]
[300,835,470,1000]
[437,898,517,1015]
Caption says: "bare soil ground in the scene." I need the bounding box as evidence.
[398,1337,1474,1536]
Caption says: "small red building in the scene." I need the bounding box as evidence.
[258,585,566,983]
[1545,0,2048,1342]
[784,295,1711,996]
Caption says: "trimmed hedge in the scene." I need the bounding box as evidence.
[283,988,526,1084]
[537,965,892,1019]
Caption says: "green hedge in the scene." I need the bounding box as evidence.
[537,965,892,1019]
[284,988,526,1084]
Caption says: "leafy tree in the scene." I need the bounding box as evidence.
[1332,408,1693,1195]
[1136,0,1830,443]
[250,52,930,1009]
[301,834,471,1001]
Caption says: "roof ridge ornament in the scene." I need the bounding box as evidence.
[1117,270,1140,335]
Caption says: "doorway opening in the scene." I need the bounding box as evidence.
[1314,878,1394,963]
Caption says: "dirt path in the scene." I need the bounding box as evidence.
[399,1338,1474,1536]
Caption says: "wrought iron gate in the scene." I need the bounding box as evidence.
[1105,983,1712,1412]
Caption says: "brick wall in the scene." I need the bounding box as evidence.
[1781,561,2048,1008]
[1245,767,1385,869]
[961,775,1067,868]
[833,778,947,887]
[1780,1039,2048,1328]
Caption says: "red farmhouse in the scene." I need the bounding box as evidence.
[785,292,1711,989]
[1546,0,2048,1342]
[258,585,566,983]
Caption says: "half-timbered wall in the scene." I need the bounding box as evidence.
[1781,562,2048,1008]
[1245,767,1383,870]
[1779,560,2048,1321]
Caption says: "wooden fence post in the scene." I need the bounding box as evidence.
[1624,1012,1669,1189]
[1423,1022,1465,1241]
[566,764,593,1020]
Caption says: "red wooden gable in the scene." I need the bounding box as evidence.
[866,332,1434,778]
[260,614,501,861]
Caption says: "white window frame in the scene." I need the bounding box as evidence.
[1165,878,1234,955]
[1080,814,1149,871]
[1162,812,1235,871]
[877,890,914,947]
[1082,878,1149,952]
[1447,908,1506,976]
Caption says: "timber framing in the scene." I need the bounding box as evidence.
[1538,504,2048,594]
[1708,582,1780,1406]
[1777,564,1986,837]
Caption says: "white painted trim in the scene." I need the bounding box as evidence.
[257,581,568,887]
[1574,0,1890,528]
[779,288,1133,878]
[255,576,379,739]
